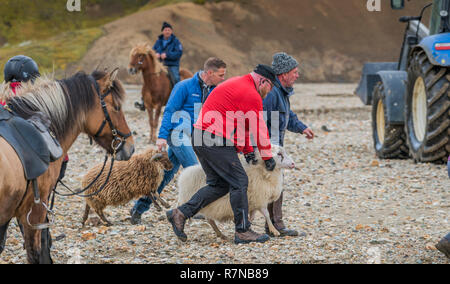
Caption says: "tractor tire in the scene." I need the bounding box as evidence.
[405,50,450,163]
[371,82,409,159]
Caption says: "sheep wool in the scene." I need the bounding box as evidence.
[81,148,172,226]
[177,145,293,238]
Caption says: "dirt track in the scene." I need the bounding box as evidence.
[0,83,448,264]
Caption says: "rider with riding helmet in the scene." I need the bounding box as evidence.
[2,55,69,180]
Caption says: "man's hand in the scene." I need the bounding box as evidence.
[244,152,258,165]
[264,158,276,171]
[156,53,161,59]
[161,53,167,60]
[156,138,168,151]
[303,128,315,140]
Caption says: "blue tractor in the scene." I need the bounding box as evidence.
[356,0,450,163]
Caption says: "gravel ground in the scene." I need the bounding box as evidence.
[0,83,448,264]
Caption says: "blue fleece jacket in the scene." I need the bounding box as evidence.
[153,34,183,67]
[263,78,308,146]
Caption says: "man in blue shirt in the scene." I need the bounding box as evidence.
[262,52,314,237]
[130,57,227,224]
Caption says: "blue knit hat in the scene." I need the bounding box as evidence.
[161,21,173,31]
[272,52,299,75]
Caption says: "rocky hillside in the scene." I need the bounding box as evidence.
[71,0,430,83]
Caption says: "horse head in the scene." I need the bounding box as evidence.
[86,69,135,161]
[128,43,152,75]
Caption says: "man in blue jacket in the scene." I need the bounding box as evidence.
[154,21,183,84]
[262,52,314,237]
[130,57,227,224]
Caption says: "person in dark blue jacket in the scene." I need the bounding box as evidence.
[435,155,450,259]
[130,58,227,224]
[153,21,183,85]
[261,52,314,237]
[134,22,184,111]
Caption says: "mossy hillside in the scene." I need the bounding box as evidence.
[0,0,148,81]
[0,0,148,45]
[0,28,103,81]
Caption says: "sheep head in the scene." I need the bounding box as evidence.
[271,145,295,169]
[151,152,173,171]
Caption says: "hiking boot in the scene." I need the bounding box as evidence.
[134,101,145,111]
[129,208,142,225]
[436,235,450,259]
[234,229,270,244]
[166,209,187,242]
[265,226,299,237]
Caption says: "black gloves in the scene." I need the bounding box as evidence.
[264,157,276,171]
[244,152,258,165]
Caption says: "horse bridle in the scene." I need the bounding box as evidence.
[136,54,163,76]
[91,77,132,156]
[27,76,133,229]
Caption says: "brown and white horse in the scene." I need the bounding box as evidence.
[0,70,134,264]
[128,43,193,143]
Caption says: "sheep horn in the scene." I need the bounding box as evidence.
[150,153,164,162]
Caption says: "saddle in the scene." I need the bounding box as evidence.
[0,107,63,180]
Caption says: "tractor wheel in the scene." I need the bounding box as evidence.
[405,50,450,163]
[371,82,409,159]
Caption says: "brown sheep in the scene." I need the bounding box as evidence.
[81,148,173,226]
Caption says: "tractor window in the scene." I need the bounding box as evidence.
[429,0,442,34]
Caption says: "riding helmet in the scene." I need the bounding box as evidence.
[3,55,40,83]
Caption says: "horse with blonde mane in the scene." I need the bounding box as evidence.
[0,70,135,264]
[128,43,193,143]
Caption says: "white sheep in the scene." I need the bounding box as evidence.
[177,144,295,239]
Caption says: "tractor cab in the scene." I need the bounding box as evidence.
[392,0,450,35]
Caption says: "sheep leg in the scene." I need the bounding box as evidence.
[148,193,162,211]
[154,192,171,209]
[81,204,90,227]
[207,219,228,241]
[96,210,113,227]
[249,211,256,222]
[260,208,280,237]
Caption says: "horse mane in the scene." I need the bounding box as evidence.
[5,71,124,141]
[130,43,167,75]
[6,75,71,140]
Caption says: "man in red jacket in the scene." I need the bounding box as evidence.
[167,65,277,244]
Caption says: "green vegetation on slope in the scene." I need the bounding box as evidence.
[0,28,103,81]
[0,0,148,80]
[0,0,148,45]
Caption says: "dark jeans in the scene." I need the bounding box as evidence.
[178,135,250,233]
[167,66,181,85]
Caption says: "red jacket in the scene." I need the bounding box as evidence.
[194,74,272,160]
[1,82,21,106]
